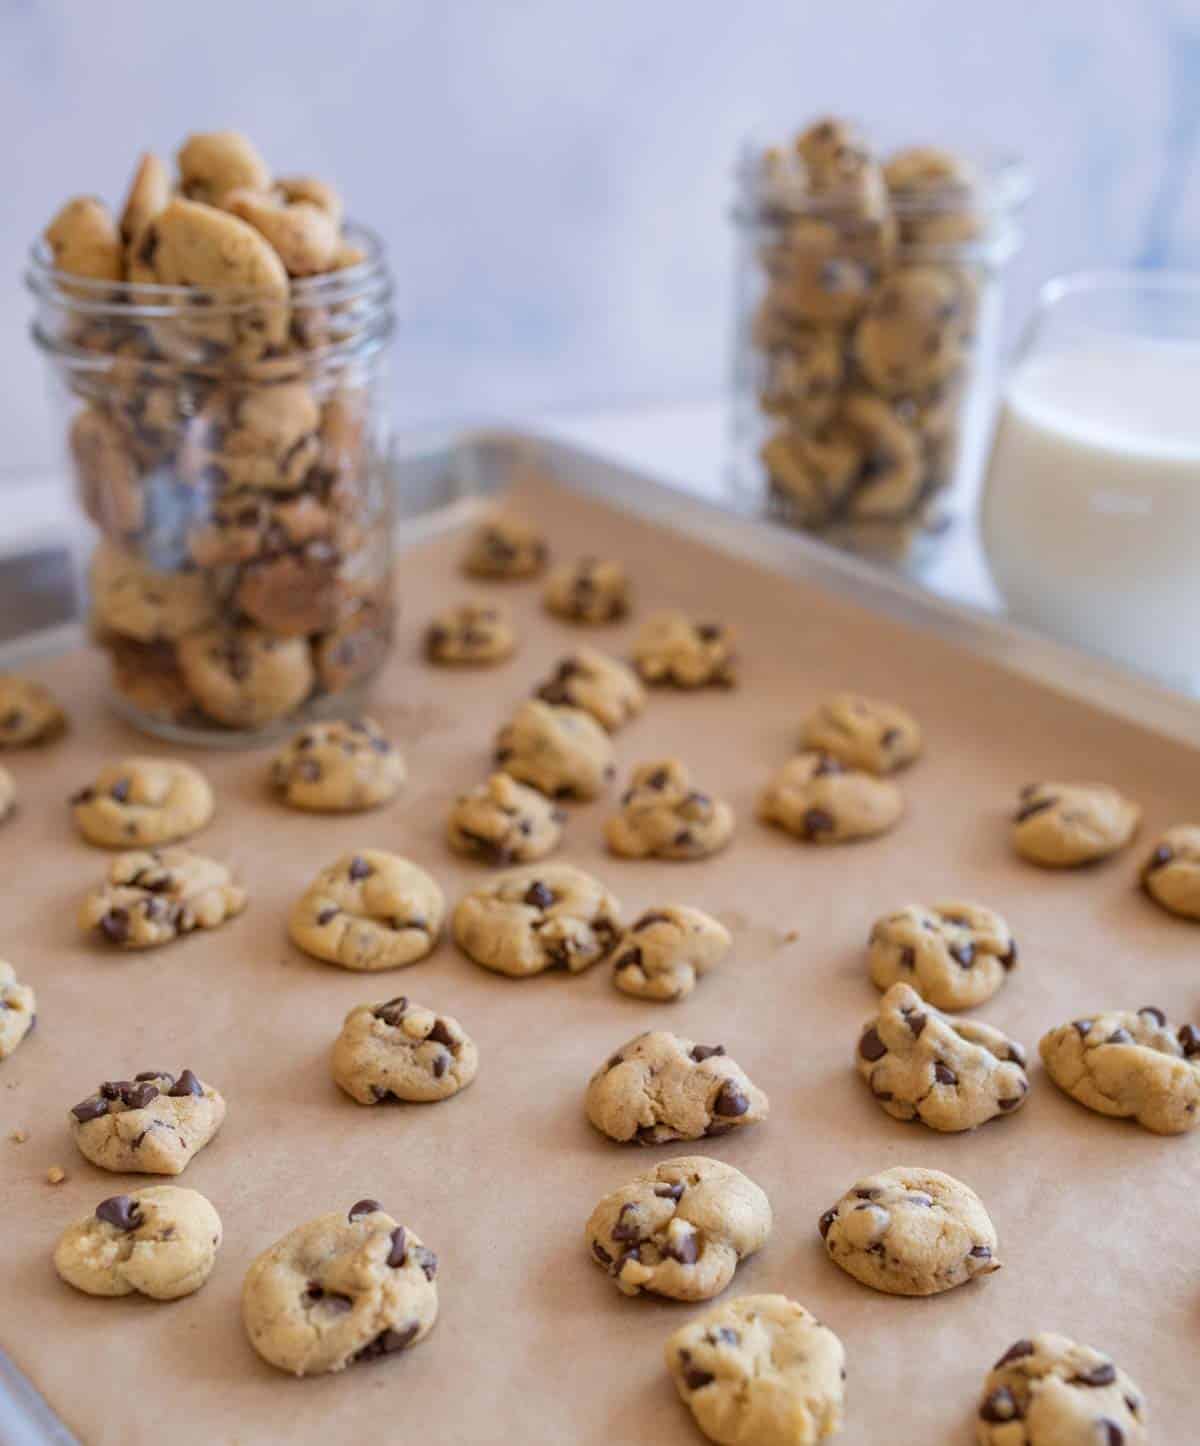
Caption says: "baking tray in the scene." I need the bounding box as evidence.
[1,434,1199,1445]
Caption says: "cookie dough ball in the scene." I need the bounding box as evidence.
[494,699,615,801]
[1140,825,1200,920]
[453,863,621,977]
[975,1333,1147,1446]
[177,130,271,206]
[665,1294,845,1446]
[242,1200,438,1376]
[1012,781,1141,867]
[533,647,645,732]
[819,1165,1000,1296]
[0,766,13,827]
[289,851,444,971]
[611,906,731,1003]
[69,1069,225,1175]
[70,758,214,848]
[857,982,1029,1131]
[80,848,247,949]
[800,692,921,774]
[0,960,36,1060]
[760,752,902,844]
[44,196,123,282]
[424,601,516,666]
[868,901,1017,1011]
[178,625,314,730]
[462,514,548,579]
[586,1156,771,1301]
[607,759,735,861]
[332,996,478,1104]
[855,266,969,397]
[0,675,66,747]
[587,1030,768,1145]
[270,718,405,812]
[1039,1006,1200,1134]
[544,557,630,625]
[54,1187,222,1301]
[633,612,737,690]
[446,773,566,866]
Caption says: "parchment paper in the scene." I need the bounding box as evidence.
[2,476,1197,1445]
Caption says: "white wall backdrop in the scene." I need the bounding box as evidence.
[2,0,1197,470]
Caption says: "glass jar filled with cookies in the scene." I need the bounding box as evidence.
[730,117,1028,568]
[28,130,396,742]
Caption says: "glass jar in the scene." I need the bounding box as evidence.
[26,227,396,743]
[729,134,1028,569]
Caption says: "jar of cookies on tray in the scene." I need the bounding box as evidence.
[27,130,396,742]
[730,116,1028,568]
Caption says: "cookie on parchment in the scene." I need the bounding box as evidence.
[80,847,246,949]
[462,514,548,580]
[0,674,66,747]
[54,1187,222,1301]
[632,612,737,690]
[867,901,1017,1011]
[534,647,645,732]
[69,1068,225,1175]
[1140,825,1200,921]
[800,692,921,775]
[0,960,36,1060]
[1012,781,1140,867]
[70,758,214,848]
[270,718,405,812]
[607,759,735,861]
[759,752,902,843]
[611,906,731,1003]
[332,996,478,1105]
[289,851,444,971]
[544,557,630,624]
[424,601,516,666]
[494,700,615,801]
[446,773,565,867]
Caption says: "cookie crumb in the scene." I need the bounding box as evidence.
[780,929,800,943]
[46,1165,68,1185]
[8,1127,29,1144]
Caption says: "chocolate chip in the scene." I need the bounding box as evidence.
[592,1240,613,1266]
[999,941,1018,970]
[647,768,670,789]
[907,1192,933,1207]
[348,1198,383,1222]
[673,829,694,848]
[431,1051,449,1079]
[316,906,339,925]
[683,1368,714,1391]
[122,1082,159,1109]
[1106,1028,1133,1045]
[1073,1019,1093,1037]
[110,779,131,803]
[1138,1006,1166,1026]
[135,1070,171,1084]
[655,1182,685,1202]
[1072,1362,1117,1388]
[811,754,844,777]
[1015,794,1055,822]
[348,856,372,882]
[995,1339,1035,1367]
[713,1080,749,1117]
[168,1069,202,1098]
[1178,1024,1200,1057]
[801,806,835,838]
[690,1044,725,1062]
[96,1195,142,1231]
[99,1081,126,1100]
[858,1027,887,1061]
[428,1018,456,1047]
[1098,1422,1124,1446]
[99,909,130,944]
[907,1012,927,1038]
[70,786,96,805]
[968,1244,991,1260]
[949,941,975,968]
[353,1324,419,1361]
[818,1208,837,1238]
[1144,844,1173,873]
[524,881,554,909]
[634,912,673,931]
[611,1203,641,1243]
[413,1245,437,1280]
[979,1386,1019,1423]
[386,1226,408,1267]
[898,945,915,970]
[374,996,408,1025]
[614,947,642,974]
[934,1063,957,1085]
[667,1228,699,1265]
[696,623,722,641]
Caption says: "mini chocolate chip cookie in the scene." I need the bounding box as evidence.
[761,217,876,326]
[760,422,861,527]
[446,773,566,866]
[424,601,516,666]
[289,851,444,971]
[177,624,315,729]
[494,700,615,801]
[0,766,14,827]
[819,1165,1000,1296]
[69,1069,225,1175]
[840,392,925,522]
[975,1333,1147,1446]
[54,1186,222,1301]
[177,130,271,206]
[332,997,479,1105]
[270,718,405,812]
[89,542,217,644]
[224,189,340,276]
[1039,1006,1200,1134]
[70,758,214,848]
[855,266,967,396]
[665,1294,846,1446]
[868,901,1017,1011]
[885,147,981,247]
[759,751,903,843]
[800,692,921,774]
[0,675,66,748]
[1012,781,1141,867]
[533,647,646,732]
[857,982,1029,1131]
[611,906,731,1003]
[607,759,735,861]
[80,848,247,949]
[453,863,621,977]
[0,960,36,1060]
[241,1200,438,1376]
[586,1030,768,1145]
[44,196,123,282]
[756,323,844,430]
[118,151,170,253]
[1140,825,1200,920]
[544,557,630,624]
[68,407,143,537]
[462,514,548,579]
[632,612,737,689]
[586,1155,771,1301]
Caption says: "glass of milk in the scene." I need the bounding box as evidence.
[982,271,1200,689]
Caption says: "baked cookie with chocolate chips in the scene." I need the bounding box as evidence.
[586,1030,768,1145]
[494,699,615,801]
[462,514,548,580]
[289,851,444,971]
[1140,825,1200,921]
[0,960,36,1060]
[759,752,902,843]
[177,130,271,206]
[424,601,516,666]
[177,625,314,729]
[611,906,731,1003]
[80,848,247,949]
[975,1333,1147,1446]
[586,1155,771,1301]
[69,1068,225,1175]
[840,392,925,522]
[89,542,217,644]
[857,983,1029,1131]
[544,557,630,624]
[868,901,1017,1011]
[800,692,921,775]
[44,196,123,282]
[70,758,214,848]
[453,863,621,977]
[1039,1006,1200,1135]
[762,217,876,327]
[224,189,340,276]
[446,773,565,866]
[533,647,645,732]
[755,322,844,431]
[270,718,405,812]
[885,147,981,247]
[607,759,735,861]
[665,1294,846,1446]
[818,1165,1000,1296]
[1012,781,1141,867]
[760,423,860,527]
[855,266,967,397]
[68,407,143,537]
[633,612,737,690]
[118,151,170,253]
[54,1187,222,1301]
[332,997,478,1105]
[0,766,13,827]
[0,675,66,747]
[242,1199,438,1377]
